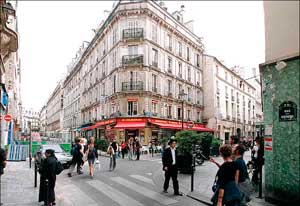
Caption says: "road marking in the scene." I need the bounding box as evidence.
[146,172,152,176]
[130,174,155,185]
[56,184,99,206]
[87,180,144,206]
[111,177,178,205]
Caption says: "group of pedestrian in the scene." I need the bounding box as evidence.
[68,137,98,178]
[118,137,141,160]
[209,137,263,206]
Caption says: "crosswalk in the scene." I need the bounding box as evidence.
[55,173,179,206]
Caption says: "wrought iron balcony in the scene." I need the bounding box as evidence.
[121,81,144,91]
[122,55,143,66]
[152,87,157,92]
[122,28,144,39]
[226,115,230,120]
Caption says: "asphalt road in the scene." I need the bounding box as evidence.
[54,155,206,206]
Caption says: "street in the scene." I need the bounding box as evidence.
[1,153,206,206]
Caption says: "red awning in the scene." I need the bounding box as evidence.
[114,121,146,129]
[191,126,214,132]
[81,125,98,131]
[152,122,183,129]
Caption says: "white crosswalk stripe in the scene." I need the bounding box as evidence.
[111,176,178,205]
[87,179,144,206]
[130,174,155,185]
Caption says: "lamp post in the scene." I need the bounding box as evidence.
[178,89,187,130]
[28,121,32,168]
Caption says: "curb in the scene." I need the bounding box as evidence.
[186,194,212,206]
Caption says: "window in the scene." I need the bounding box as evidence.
[167,34,172,50]
[178,42,182,56]
[187,67,191,81]
[151,23,158,43]
[187,110,191,120]
[128,101,138,115]
[152,74,157,92]
[188,88,191,101]
[113,75,116,93]
[168,80,172,93]
[216,65,219,75]
[225,86,228,97]
[178,84,182,96]
[196,54,200,67]
[168,105,172,117]
[112,26,118,45]
[232,103,234,117]
[231,76,234,84]
[128,45,138,55]
[168,57,172,72]
[226,101,228,117]
[187,47,190,61]
[217,97,220,108]
[225,72,228,81]
[152,102,157,114]
[178,62,182,77]
[177,107,181,119]
[152,48,158,67]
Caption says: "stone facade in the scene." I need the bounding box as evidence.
[203,55,257,142]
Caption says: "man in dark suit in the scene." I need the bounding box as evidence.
[162,139,182,196]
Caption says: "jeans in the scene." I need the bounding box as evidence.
[109,154,116,170]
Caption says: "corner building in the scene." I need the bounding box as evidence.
[65,0,212,144]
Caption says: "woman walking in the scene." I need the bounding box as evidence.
[86,141,98,179]
[107,143,115,171]
[210,144,241,206]
[121,141,127,159]
[38,149,57,206]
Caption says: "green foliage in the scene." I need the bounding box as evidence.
[159,136,170,149]
[95,138,109,151]
[175,131,216,158]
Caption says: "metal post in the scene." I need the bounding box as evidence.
[181,100,184,130]
[191,144,195,192]
[28,121,32,168]
[45,179,49,206]
[34,161,37,187]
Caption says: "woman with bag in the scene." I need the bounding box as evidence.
[86,141,98,179]
[210,144,241,206]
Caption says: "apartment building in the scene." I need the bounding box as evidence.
[203,55,257,142]
[63,0,212,144]
[46,81,64,139]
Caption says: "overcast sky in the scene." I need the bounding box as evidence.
[18,0,265,111]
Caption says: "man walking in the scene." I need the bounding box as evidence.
[162,139,182,196]
[68,138,83,177]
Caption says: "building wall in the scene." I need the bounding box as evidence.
[261,57,299,205]
[203,55,257,142]
[264,1,300,62]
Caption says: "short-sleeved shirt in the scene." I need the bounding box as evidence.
[235,157,249,182]
[216,161,237,189]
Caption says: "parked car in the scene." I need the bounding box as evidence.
[35,144,72,169]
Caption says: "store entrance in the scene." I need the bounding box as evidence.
[125,129,139,141]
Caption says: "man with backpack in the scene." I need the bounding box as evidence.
[68,138,83,177]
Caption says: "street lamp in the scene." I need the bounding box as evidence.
[178,89,187,130]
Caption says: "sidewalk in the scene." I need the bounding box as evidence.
[153,151,277,206]
[0,161,39,206]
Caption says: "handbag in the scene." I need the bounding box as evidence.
[212,175,218,192]
[211,181,242,205]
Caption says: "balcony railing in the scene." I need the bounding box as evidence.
[248,120,251,124]
[168,92,173,97]
[226,115,230,120]
[122,55,143,66]
[152,87,157,92]
[122,81,144,91]
[122,28,144,39]
[232,117,236,121]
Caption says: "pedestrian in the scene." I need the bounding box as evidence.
[0,147,7,206]
[210,144,241,206]
[162,138,182,196]
[107,143,115,171]
[128,137,134,160]
[121,141,127,159]
[110,138,118,170]
[68,138,84,177]
[38,149,57,206]
[251,137,264,185]
[234,144,253,205]
[135,138,141,160]
[86,141,98,179]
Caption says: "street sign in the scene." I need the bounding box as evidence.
[4,114,12,122]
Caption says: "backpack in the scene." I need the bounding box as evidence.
[56,160,64,175]
[71,145,78,156]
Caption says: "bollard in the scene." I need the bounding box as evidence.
[34,161,37,188]
[45,179,49,206]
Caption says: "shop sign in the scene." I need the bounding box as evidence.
[279,101,297,121]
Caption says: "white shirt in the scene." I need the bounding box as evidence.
[171,148,176,165]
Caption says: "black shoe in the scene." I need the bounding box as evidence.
[174,192,183,196]
[67,173,72,177]
[78,171,83,175]
[163,190,168,193]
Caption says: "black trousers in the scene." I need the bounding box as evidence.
[163,165,179,193]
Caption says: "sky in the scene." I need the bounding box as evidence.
[18,0,265,111]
